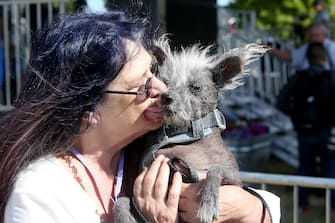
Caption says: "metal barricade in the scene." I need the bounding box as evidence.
[0,0,68,111]
[217,7,299,171]
[242,171,335,223]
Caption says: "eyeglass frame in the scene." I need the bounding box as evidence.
[102,77,152,99]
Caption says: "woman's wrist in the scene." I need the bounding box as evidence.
[241,186,272,223]
[211,185,265,223]
[213,185,271,223]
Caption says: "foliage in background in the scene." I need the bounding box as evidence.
[227,0,335,44]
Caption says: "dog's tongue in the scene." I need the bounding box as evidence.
[144,105,163,122]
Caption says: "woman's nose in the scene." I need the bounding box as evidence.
[149,76,167,98]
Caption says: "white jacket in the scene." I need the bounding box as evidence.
[5,156,280,223]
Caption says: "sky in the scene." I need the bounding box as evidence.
[83,0,233,12]
[84,0,107,13]
[217,0,233,7]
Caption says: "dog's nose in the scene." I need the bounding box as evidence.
[160,93,173,105]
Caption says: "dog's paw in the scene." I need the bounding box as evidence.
[197,186,220,223]
[197,201,220,223]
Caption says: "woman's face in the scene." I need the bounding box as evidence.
[96,42,167,146]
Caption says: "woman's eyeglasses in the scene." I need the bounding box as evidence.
[102,77,152,101]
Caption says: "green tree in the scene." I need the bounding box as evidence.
[227,0,335,43]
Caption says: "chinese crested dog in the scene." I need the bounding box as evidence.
[114,36,267,223]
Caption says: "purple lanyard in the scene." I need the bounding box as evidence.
[70,147,124,204]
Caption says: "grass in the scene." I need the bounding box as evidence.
[265,155,327,223]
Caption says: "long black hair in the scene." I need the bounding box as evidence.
[0,7,154,221]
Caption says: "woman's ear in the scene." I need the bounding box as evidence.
[89,111,100,126]
[81,111,100,131]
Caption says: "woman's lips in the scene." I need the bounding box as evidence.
[144,104,163,122]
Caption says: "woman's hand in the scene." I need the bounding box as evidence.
[178,172,271,223]
[133,155,182,223]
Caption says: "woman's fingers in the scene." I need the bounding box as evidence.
[133,166,146,198]
[179,181,201,210]
[153,157,171,199]
[166,171,182,208]
[133,155,182,223]
[178,172,207,223]
[141,155,166,197]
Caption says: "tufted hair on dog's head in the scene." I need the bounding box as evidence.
[152,36,268,127]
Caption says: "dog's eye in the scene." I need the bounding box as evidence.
[189,82,202,95]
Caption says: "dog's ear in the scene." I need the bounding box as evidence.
[212,44,269,89]
[212,55,242,88]
[151,45,166,66]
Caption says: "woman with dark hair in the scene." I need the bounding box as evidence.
[0,9,176,223]
[0,7,279,223]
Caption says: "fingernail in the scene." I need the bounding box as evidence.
[156,154,165,160]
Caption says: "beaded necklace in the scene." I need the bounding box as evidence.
[64,147,124,223]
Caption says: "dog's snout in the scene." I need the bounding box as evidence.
[160,93,173,105]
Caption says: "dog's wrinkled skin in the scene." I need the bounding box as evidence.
[113,36,268,223]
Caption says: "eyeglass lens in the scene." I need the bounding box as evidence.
[136,77,152,101]
[102,77,152,101]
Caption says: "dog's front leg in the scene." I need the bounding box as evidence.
[113,197,138,223]
[197,164,240,223]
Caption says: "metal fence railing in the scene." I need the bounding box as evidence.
[217,7,300,168]
[216,9,335,223]
[242,171,335,223]
[0,0,68,111]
